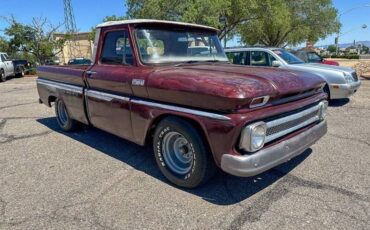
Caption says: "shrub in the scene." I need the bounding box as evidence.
[26,68,37,75]
[322,54,359,59]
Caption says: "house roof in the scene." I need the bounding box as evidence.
[96,19,218,31]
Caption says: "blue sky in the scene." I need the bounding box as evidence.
[0,0,369,46]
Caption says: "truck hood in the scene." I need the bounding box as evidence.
[146,63,325,111]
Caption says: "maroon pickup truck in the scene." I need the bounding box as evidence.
[37,19,328,188]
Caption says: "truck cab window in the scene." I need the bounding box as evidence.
[100,31,133,65]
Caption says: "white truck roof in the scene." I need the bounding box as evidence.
[96,19,218,31]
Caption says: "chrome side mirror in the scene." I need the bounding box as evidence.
[272,60,281,67]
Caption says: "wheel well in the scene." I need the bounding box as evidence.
[323,84,330,100]
[146,114,212,153]
[48,96,57,107]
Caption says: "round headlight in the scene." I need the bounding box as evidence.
[251,125,266,150]
[240,121,267,152]
[319,100,328,120]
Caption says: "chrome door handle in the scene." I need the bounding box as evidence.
[86,71,97,75]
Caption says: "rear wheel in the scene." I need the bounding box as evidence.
[55,98,79,131]
[17,67,25,77]
[0,70,5,82]
[153,117,216,188]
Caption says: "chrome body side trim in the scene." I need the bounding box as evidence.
[131,99,231,121]
[37,78,230,121]
[37,78,83,94]
[85,89,130,102]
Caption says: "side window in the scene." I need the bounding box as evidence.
[0,55,3,62]
[267,53,277,66]
[226,52,246,65]
[250,51,268,66]
[100,30,133,65]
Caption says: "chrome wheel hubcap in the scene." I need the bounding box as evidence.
[162,131,193,175]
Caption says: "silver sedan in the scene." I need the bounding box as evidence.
[225,47,361,100]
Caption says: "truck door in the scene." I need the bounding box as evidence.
[1,54,13,76]
[85,28,134,141]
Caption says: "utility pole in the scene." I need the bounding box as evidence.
[63,0,81,61]
[64,0,77,34]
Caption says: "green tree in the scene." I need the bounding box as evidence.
[4,17,67,64]
[361,45,369,54]
[0,37,10,53]
[327,45,337,53]
[126,0,258,41]
[238,0,340,47]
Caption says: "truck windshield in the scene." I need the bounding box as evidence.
[134,28,228,64]
[273,49,304,65]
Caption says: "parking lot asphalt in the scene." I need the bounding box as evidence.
[0,76,369,229]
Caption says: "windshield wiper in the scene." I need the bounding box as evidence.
[206,60,223,63]
[174,60,201,67]
[175,60,226,67]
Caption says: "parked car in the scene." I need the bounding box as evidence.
[44,59,60,65]
[225,47,361,100]
[0,52,28,82]
[37,20,328,188]
[68,58,92,65]
[292,49,339,66]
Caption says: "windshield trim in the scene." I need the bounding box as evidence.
[133,27,228,65]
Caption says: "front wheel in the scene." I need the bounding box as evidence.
[55,98,79,131]
[153,117,216,188]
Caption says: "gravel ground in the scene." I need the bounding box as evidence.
[0,76,369,230]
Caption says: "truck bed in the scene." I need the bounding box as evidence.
[37,65,90,87]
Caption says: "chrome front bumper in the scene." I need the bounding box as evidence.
[329,81,361,99]
[221,121,327,177]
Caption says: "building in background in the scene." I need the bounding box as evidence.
[53,32,93,65]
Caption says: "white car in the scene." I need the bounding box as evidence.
[225,47,361,100]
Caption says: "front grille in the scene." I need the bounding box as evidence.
[352,72,358,81]
[266,110,318,136]
[264,104,321,143]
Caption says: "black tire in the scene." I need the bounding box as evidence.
[17,67,25,78]
[0,69,5,82]
[324,84,331,100]
[153,117,216,188]
[55,98,79,131]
